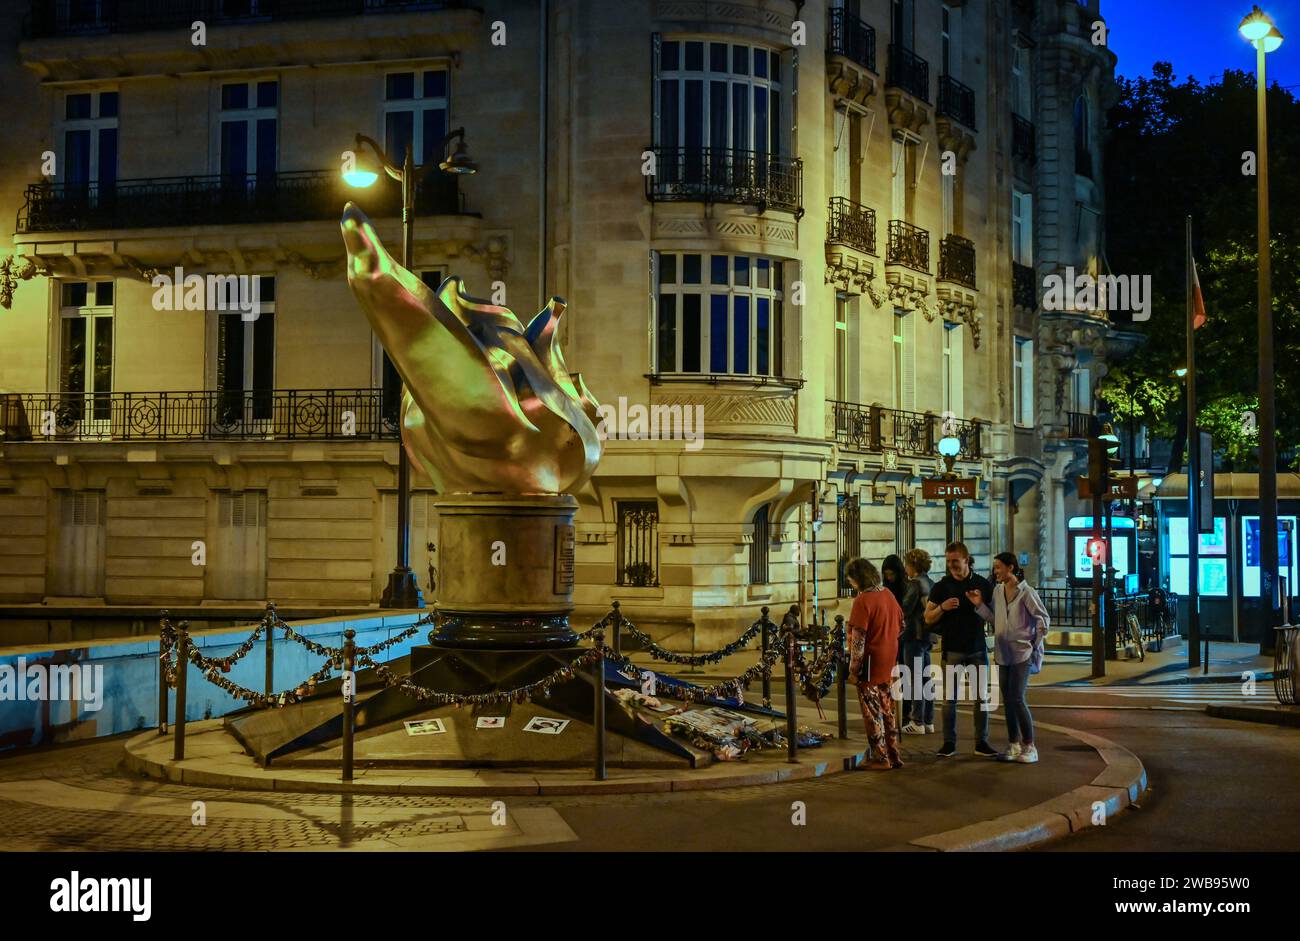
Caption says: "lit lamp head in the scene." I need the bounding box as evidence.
[937,435,962,474]
[439,134,479,175]
[1099,422,1121,459]
[343,148,380,188]
[1239,6,1284,51]
[1173,367,1188,379]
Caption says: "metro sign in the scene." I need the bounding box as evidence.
[1077,476,1139,499]
[921,478,977,500]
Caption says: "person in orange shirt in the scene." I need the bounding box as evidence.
[845,557,904,770]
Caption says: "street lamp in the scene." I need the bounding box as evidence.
[1239,5,1284,650]
[345,127,477,609]
[937,435,962,543]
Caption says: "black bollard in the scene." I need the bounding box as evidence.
[835,615,848,739]
[173,621,189,761]
[342,628,356,783]
[611,601,622,659]
[760,606,772,704]
[593,635,607,781]
[158,612,169,736]
[783,608,799,763]
[265,601,276,698]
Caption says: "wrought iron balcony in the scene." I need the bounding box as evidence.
[24,0,469,38]
[829,400,982,461]
[0,389,400,441]
[16,169,465,233]
[938,234,976,289]
[938,75,976,129]
[827,8,877,73]
[826,197,877,255]
[1066,410,1096,439]
[886,44,930,103]
[1012,114,1036,163]
[886,219,929,273]
[646,147,803,216]
[1013,261,1036,309]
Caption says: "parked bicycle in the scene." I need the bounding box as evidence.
[1114,599,1146,661]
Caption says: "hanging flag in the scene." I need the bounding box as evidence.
[1190,256,1208,330]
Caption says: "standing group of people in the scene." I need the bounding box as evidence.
[843,542,1050,771]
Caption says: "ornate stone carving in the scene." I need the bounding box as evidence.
[885,88,931,135]
[0,255,43,310]
[936,297,983,348]
[828,58,877,107]
[285,252,342,280]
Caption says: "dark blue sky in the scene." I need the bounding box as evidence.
[1106,0,1300,89]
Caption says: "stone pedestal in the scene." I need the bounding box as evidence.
[431,492,579,648]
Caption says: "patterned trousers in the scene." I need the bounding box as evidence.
[856,681,902,767]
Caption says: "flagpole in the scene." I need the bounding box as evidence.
[1186,215,1201,670]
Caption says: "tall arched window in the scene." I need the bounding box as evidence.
[1073,93,1092,178]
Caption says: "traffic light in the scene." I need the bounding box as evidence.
[1087,438,1110,494]
[1086,537,1106,564]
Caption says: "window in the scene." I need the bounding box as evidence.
[1073,93,1092,178]
[59,90,118,194]
[749,504,771,585]
[383,69,449,164]
[1012,189,1033,265]
[616,500,660,587]
[835,295,848,401]
[892,307,915,411]
[1167,516,1230,597]
[833,106,862,200]
[1011,45,1031,118]
[656,252,784,377]
[219,80,277,183]
[58,281,114,424]
[891,133,919,223]
[892,0,915,50]
[941,171,956,237]
[215,276,275,425]
[942,323,964,420]
[655,39,783,158]
[1068,366,1091,413]
[941,4,961,78]
[1013,337,1034,427]
[837,491,860,597]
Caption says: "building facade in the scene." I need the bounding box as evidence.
[0,0,1128,645]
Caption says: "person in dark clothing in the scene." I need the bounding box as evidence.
[882,554,908,607]
[924,541,996,757]
[899,548,936,734]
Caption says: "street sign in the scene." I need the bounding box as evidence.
[1077,476,1138,499]
[922,478,977,500]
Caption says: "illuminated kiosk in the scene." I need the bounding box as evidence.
[225,205,779,769]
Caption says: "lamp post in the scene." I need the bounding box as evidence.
[1099,423,1121,649]
[937,435,962,544]
[1239,6,1283,651]
[345,128,478,609]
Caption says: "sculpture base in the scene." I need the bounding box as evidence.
[430,610,577,649]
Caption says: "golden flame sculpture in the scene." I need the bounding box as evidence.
[341,203,602,494]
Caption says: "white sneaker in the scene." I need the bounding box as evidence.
[1015,744,1039,764]
[998,742,1023,762]
[925,724,935,734]
[901,722,925,734]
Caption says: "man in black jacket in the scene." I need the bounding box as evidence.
[924,541,995,757]
[899,548,936,734]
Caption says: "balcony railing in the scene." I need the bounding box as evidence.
[886,44,930,103]
[1066,410,1096,439]
[827,8,877,73]
[886,219,930,273]
[938,75,976,129]
[826,196,876,255]
[829,400,982,461]
[25,0,468,38]
[0,389,399,441]
[646,147,803,216]
[17,169,465,233]
[938,234,976,289]
[1013,261,1036,309]
[1012,114,1036,163]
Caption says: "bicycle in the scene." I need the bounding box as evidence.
[1114,601,1145,661]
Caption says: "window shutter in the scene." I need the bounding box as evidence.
[901,311,916,410]
[950,325,964,419]
[833,108,849,199]
[651,33,661,147]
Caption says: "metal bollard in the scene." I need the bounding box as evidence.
[158,612,169,736]
[173,620,189,761]
[760,606,772,704]
[593,636,607,781]
[783,609,799,763]
[611,600,622,659]
[341,628,356,783]
[265,601,276,697]
[835,615,848,739]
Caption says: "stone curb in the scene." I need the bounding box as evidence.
[904,716,1148,852]
[1205,703,1300,728]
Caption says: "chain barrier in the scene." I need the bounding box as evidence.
[355,648,604,707]
[270,611,426,659]
[615,615,765,666]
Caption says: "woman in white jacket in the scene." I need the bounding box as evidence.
[966,551,1049,764]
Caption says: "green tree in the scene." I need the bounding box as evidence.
[1104,64,1300,469]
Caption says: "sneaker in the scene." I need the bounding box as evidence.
[1016,744,1039,764]
[998,743,1023,762]
[925,724,936,734]
[901,721,925,734]
[974,741,998,758]
[936,743,957,757]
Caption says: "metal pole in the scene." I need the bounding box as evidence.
[760,606,772,704]
[173,620,189,761]
[784,623,798,763]
[264,602,275,697]
[1091,456,1106,679]
[1256,39,1280,656]
[835,614,848,739]
[593,650,607,781]
[341,628,356,782]
[158,611,168,735]
[1105,492,1116,660]
[611,600,622,659]
[1186,215,1201,669]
